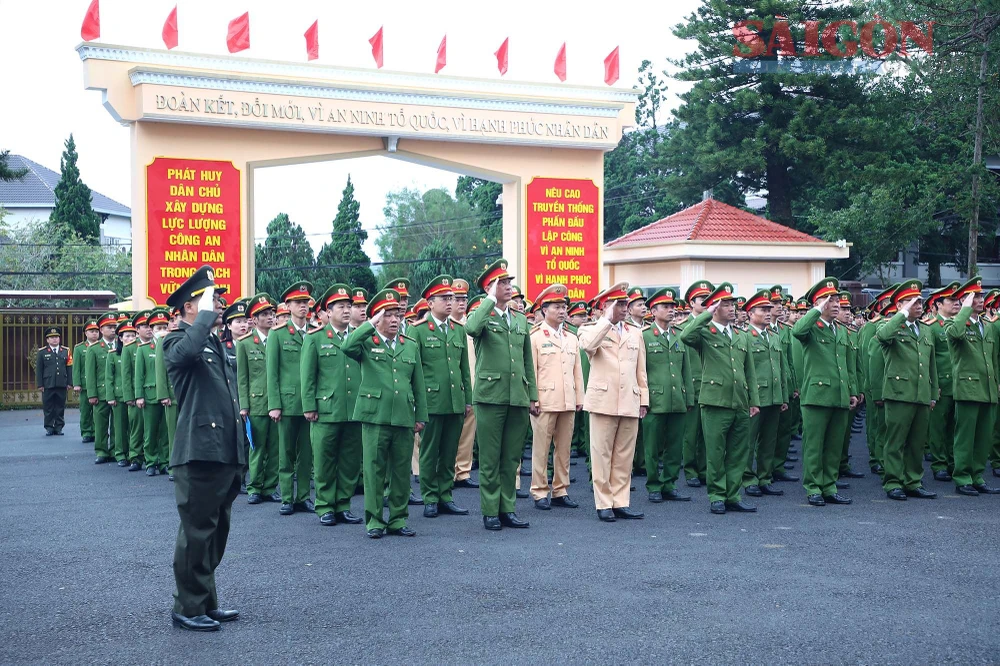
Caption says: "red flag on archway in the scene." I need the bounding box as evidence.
[370,26,384,68]
[554,42,567,82]
[81,0,100,41]
[162,6,178,50]
[227,12,250,53]
[435,35,447,73]
[604,46,620,85]
[305,20,319,61]
[495,37,509,76]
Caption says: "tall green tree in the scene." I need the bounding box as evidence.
[314,176,377,292]
[254,212,315,298]
[50,135,101,243]
[0,150,27,182]
[409,238,465,294]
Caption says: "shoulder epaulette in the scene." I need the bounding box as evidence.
[37,346,47,352]
[308,325,325,334]
[623,320,638,328]
[138,339,151,346]
[400,332,416,342]
[124,340,136,347]
[530,322,543,332]
[237,331,255,341]
[641,324,650,332]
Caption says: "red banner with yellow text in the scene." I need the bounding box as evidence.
[525,177,599,303]
[146,158,242,305]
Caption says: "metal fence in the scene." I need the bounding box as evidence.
[1,309,102,408]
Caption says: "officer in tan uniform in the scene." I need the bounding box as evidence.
[579,282,649,522]
[528,284,585,510]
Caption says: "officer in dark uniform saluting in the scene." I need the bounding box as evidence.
[36,327,72,436]
[163,265,246,632]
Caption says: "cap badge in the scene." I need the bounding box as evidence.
[206,269,214,281]
[338,288,346,295]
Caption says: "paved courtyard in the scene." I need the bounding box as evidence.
[2,407,999,664]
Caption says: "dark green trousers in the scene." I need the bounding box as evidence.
[928,395,955,474]
[744,404,781,487]
[362,423,412,531]
[311,420,362,516]
[42,387,67,432]
[632,419,645,474]
[172,462,242,617]
[78,389,94,438]
[475,403,529,516]
[93,401,112,458]
[141,403,168,468]
[839,405,858,475]
[882,400,929,492]
[247,415,279,496]
[128,404,144,463]
[419,413,464,505]
[868,403,885,471]
[683,402,707,483]
[772,397,797,478]
[278,415,311,504]
[953,401,995,487]
[800,405,849,497]
[111,403,127,461]
[701,405,749,504]
[165,402,177,465]
[642,411,687,493]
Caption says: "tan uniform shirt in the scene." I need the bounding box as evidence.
[578,318,649,417]
[530,322,584,412]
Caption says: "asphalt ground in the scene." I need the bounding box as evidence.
[2,408,999,665]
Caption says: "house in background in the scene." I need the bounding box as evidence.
[0,154,131,249]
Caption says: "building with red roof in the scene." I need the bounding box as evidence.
[602,197,849,299]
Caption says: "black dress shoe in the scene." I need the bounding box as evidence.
[648,491,664,503]
[663,489,691,501]
[993,467,1000,478]
[886,488,907,501]
[924,452,933,462]
[453,478,480,488]
[835,480,851,489]
[612,506,644,519]
[956,485,980,496]
[773,471,799,482]
[206,609,239,622]
[146,466,158,477]
[745,485,763,497]
[247,493,262,504]
[483,516,502,531]
[807,494,826,506]
[45,429,54,436]
[319,512,337,526]
[168,474,175,482]
[367,528,384,539]
[841,469,865,479]
[439,501,469,515]
[171,612,220,632]
[128,461,142,472]
[520,467,532,476]
[293,499,315,513]
[499,512,529,528]
[710,501,726,514]
[423,503,439,518]
[267,491,282,502]
[759,484,784,496]
[408,491,424,505]
[973,483,1000,494]
[516,489,529,499]
[159,464,169,475]
[724,500,757,512]
[870,464,884,475]
[933,470,953,482]
[551,495,579,508]
[905,487,937,499]
[55,430,64,436]
[597,508,616,522]
[94,456,113,464]
[686,478,702,487]
[279,503,294,515]
[336,511,363,524]
[785,456,799,462]
[388,526,416,537]
[823,493,852,504]
[534,497,551,510]
[117,460,128,467]
[82,435,95,443]
[239,483,247,495]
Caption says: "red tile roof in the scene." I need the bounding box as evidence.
[605,198,824,248]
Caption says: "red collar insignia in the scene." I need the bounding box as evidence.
[399,337,404,345]
[288,325,296,335]
[449,322,454,330]
[709,326,717,334]
[429,323,435,331]
[254,336,260,344]
[817,321,824,329]
[653,328,659,336]
[544,329,550,337]
[150,342,156,350]
[751,330,758,337]
[328,329,334,338]
[372,335,381,345]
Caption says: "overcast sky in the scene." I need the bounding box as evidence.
[0,0,700,260]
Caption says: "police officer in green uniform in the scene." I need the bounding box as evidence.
[792,278,858,506]
[343,289,429,538]
[465,259,539,531]
[122,311,149,471]
[681,280,714,487]
[238,293,281,504]
[866,296,894,479]
[877,280,939,500]
[267,280,316,515]
[136,309,170,476]
[641,288,693,503]
[947,277,1000,496]
[926,283,960,481]
[36,327,72,436]
[107,317,137,468]
[741,290,788,497]
[410,275,473,517]
[835,292,867,483]
[772,288,800,483]
[72,321,99,442]
[156,308,181,479]
[163,265,244,632]
[86,312,118,463]
[300,284,365,526]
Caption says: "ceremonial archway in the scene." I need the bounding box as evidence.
[78,44,637,308]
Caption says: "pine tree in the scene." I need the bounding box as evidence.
[254,213,315,298]
[0,150,28,182]
[314,176,377,293]
[50,135,101,243]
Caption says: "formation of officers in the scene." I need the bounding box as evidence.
[61,262,1000,536]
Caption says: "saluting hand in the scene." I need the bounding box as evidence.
[814,295,831,311]
[899,297,917,316]
[963,292,974,309]
[707,300,721,314]
[487,278,498,302]
[370,309,385,327]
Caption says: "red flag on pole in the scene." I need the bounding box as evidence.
[369,26,384,68]
[604,46,620,86]
[227,12,250,53]
[304,20,319,61]
[554,42,567,82]
[162,6,178,50]
[495,37,509,76]
[435,35,447,73]
[80,0,100,41]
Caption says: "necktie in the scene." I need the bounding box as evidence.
[911,323,919,337]
[725,327,732,340]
